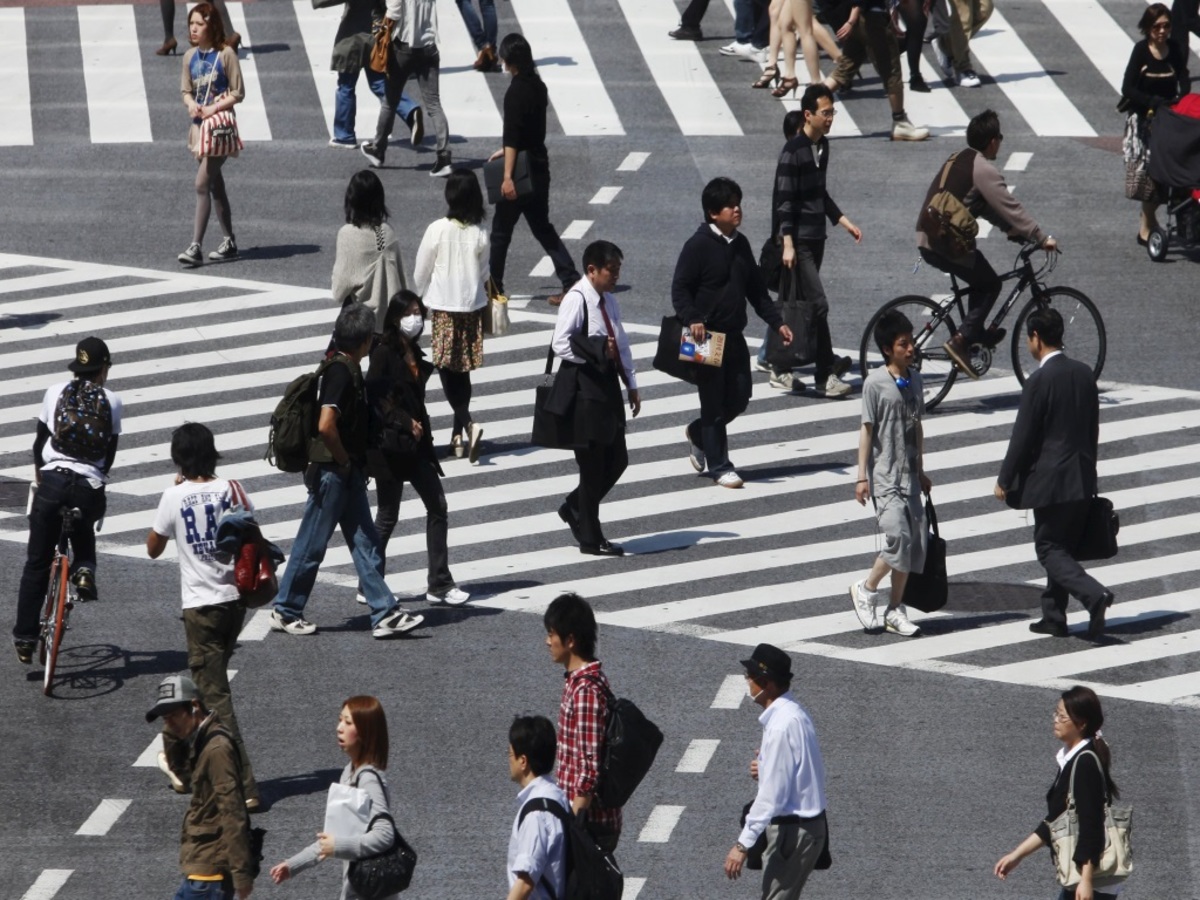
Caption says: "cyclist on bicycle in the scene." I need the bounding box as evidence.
[13,337,122,665]
[916,109,1057,377]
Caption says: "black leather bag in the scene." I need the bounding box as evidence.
[902,493,948,613]
[346,811,417,898]
[531,347,577,449]
[759,236,783,293]
[584,676,664,809]
[652,315,700,385]
[765,264,818,370]
[483,151,533,204]
[1075,496,1119,561]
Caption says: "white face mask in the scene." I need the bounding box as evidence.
[400,314,423,339]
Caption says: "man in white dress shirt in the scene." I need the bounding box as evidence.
[725,644,829,899]
[506,715,568,900]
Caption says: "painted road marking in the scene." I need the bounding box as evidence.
[637,805,686,843]
[617,152,650,172]
[676,739,721,773]
[711,674,746,709]
[76,799,132,836]
[20,871,73,900]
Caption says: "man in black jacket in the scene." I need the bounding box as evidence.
[995,308,1113,640]
[672,178,793,489]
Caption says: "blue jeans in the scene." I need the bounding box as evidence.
[333,68,418,144]
[274,464,396,627]
[174,877,232,900]
[456,0,497,51]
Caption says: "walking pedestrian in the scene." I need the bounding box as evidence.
[456,0,500,71]
[895,0,933,93]
[724,644,828,899]
[13,337,121,666]
[412,169,489,463]
[156,0,236,56]
[271,696,404,897]
[147,674,256,900]
[933,0,991,87]
[270,302,425,638]
[364,292,469,605]
[178,3,244,268]
[544,592,622,852]
[552,241,640,557]
[505,715,569,900]
[333,170,409,336]
[849,310,931,638]
[146,423,260,808]
[672,177,793,489]
[995,686,1125,899]
[360,0,452,176]
[995,308,1113,640]
[326,0,424,151]
[488,33,581,307]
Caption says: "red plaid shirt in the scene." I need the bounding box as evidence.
[556,661,622,832]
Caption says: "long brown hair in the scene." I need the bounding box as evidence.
[1061,685,1118,798]
[188,3,228,50]
[344,695,389,770]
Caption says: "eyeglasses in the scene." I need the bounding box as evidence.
[816,108,837,119]
[1053,711,1072,723]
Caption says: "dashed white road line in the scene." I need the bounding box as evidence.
[529,256,555,278]
[623,876,646,898]
[617,152,650,172]
[133,733,163,767]
[1005,151,1033,171]
[76,799,131,836]
[240,608,274,641]
[637,804,686,843]
[711,674,746,709]
[589,186,622,205]
[675,739,720,773]
[20,870,73,900]
[560,219,594,240]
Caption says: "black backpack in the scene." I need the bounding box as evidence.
[264,355,347,473]
[585,677,664,809]
[518,797,623,900]
[50,379,113,461]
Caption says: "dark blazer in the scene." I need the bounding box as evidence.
[998,353,1098,510]
[365,340,442,481]
[1033,746,1112,872]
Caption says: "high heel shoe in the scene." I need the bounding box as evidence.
[227,32,241,51]
[752,65,779,89]
[771,76,799,99]
[156,37,178,56]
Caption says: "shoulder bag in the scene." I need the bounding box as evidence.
[1074,496,1119,561]
[1046,750,1133,888]
[900,492,948,613]
[765,263,818,371]
[227,480,279,608]
[918,151,978,258]
[483,276,510,336]
[369,17,391,73]
[347,769,418,898]
[582,675,664,809]
[531,346,577,449]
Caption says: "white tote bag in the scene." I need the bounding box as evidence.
[324,781,371,839]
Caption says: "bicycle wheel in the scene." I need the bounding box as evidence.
[37,555,65,667]
[1011,288,1106,386]
[859,295,958,412]
[41,557,70,696]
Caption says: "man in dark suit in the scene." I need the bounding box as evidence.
[995,308,1113,639]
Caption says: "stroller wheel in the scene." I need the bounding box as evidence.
[1147,227,1170,261]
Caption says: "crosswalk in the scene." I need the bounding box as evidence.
[1,0,1197,146]
[2,252,1200,709]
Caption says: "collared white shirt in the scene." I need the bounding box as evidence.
[550,277,638,391]
[1055,737,1092,771]
[737,692,827,848]
[709,223,736,243]
[1039,349,1063,369]
[508,776,569,900]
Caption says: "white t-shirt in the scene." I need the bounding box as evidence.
[39,380,124,487]
[152,478,246,609]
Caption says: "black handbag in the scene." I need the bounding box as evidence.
[652,315,700,385]
[765,265,818,370]
[1075,496,1119,561]
[902,493,948,613]
[531,347,577,449]
[483,151,533,204]
[347,811,417,898]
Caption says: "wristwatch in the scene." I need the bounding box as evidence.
[734,843,749,854]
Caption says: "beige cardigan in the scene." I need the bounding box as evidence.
[332,223,409,333]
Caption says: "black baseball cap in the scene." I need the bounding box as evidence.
[68,336,112,374]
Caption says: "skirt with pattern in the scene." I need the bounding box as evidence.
[431,309,484,372]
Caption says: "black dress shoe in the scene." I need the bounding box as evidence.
[580,541,625,557]
[558,503,583,544]
[669,25,703,40]
[1029,618,1069,638]
[1087,591,1114,640]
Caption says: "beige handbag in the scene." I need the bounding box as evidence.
[1046,750,1133,888]
[483,277,510,336]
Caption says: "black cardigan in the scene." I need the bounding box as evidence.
[1122,38,1190,118]
[670,225,783,335]
[1034,746,1110,872]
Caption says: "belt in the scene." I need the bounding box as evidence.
[770,813,823,825]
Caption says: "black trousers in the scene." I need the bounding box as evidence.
[488,176,580,293]
[919,246,1002,345]
[791,239,836,379]
[566,431,629,548]
[14,470,106,641]
[680,0,710,28]
[1034,500,1106,628]
[372,458,454,594]
[688,333,753,477]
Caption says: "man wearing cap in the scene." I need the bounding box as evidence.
[725,643,828,900]
[13,337,122,665]
[147,674,257,900]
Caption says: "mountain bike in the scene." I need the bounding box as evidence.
[39,507,81,696]
[858,243,1106,411]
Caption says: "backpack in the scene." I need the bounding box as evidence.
[264,355,348,473]
[50,379,113,461]
[918,150,979,258]
[518,797,623,900]
[584,676,664,809]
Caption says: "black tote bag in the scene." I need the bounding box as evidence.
[765,264,818,370]
[902,493,948,613]
[531,347,577,449]
[652,315,700,385]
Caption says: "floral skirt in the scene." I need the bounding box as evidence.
[431,309,484,372]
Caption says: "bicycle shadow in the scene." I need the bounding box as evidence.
[30,644,188,700]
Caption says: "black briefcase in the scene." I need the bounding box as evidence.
[902,493,948,613]
[1075,496,1119,561]
[483,151,532,204]
[530,347,577,450]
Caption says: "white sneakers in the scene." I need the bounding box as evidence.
[891,119,931,142]
[719,41,760,61]
[884,604,921,637]
[716,471,744,489]
[769,370,796,391]
[685,427,705,473]
[850,580,879,630]
[372,608,425,638]
[957,68,982,88]
[817,374,853,398]
[269,609,317,635]
[427,587,471,606]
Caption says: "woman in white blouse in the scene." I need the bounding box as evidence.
[413,169,489,464]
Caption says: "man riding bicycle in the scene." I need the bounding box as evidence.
[916,109,1057,377]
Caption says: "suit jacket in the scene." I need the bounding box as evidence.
[998,353,1098,510]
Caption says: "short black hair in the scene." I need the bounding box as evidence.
[966,109,1001,152]
[543,592,597,660]
[445,169,485,226]
[509,715,557,777]
[702,177,742,221]
[333,302,376,351]
[800,83,833,115]
[583,240,623,272]
[344,170,389,228]
[171,422,221,480]
[1139,3,1171,35]
[782,109,804,138]
[874,310,915,358]
[499,32,537,76]
[1025,307,1064,347]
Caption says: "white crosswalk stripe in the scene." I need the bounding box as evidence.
[2,253,1200,709]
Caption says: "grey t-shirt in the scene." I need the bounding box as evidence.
[862,366,924,501]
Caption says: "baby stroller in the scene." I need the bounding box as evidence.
[1145,93,1200,261]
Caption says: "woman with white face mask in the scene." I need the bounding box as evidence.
[413,169,490,464]
[363,293,469,607]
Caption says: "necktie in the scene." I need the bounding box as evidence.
[597,295,628,386]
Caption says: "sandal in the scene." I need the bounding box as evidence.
[752,65,779,89]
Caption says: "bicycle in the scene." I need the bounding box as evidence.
[858,243,1106,411]
[39,506,81,697]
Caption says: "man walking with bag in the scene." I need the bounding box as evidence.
[995,308,1113,640]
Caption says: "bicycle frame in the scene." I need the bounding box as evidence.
[941,246,1052,336]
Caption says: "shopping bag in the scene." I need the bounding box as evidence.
[901,493,948,613]
[765,265,818,370]
[324,782,371,839]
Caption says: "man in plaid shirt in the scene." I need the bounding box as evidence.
[544,592,622,852]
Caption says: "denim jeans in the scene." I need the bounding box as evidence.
[273,464,396,627]
[174,877,232,900]
[456,0,497,51]
[334,68,417,144]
